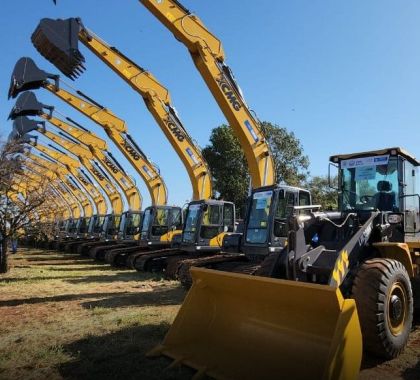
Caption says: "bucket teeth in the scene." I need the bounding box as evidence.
[31,18,85,79]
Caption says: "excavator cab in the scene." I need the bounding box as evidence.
[100,213,122,241]
[241,185,311,256]
[76,216,91,238]
[181,200,235,252]
[139,206,183,247]
[117,210,143,241]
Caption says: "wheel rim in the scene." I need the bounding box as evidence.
[387,281,408,336]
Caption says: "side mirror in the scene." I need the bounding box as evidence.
[328,162,339,190]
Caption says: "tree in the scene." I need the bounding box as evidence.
[0,140,52,273]
[306,175,338,210]
[202,122,309,216]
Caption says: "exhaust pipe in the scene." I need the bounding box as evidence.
[9,91,54,120]
[31,18,86,79]
[8,57,58,99]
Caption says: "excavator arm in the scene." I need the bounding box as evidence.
[31,21,212,200]
[25,155,94,217]
[44,114,141,211]
[9,58,167,205]
[11,94,140,212]
[139,0,275,188]
[14,117,124,215]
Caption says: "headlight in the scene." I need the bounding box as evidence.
[388,214,402,224]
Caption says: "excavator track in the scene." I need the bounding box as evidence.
[177,255,247,288]
[104,246,145,266]
[133,249,187,272]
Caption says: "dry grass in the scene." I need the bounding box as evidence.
[0,248,190,380]
[0,248,418,380]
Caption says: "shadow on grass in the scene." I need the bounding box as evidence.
[0,286,185,308]
[26,261,95,267]
[50,266,121,272]
[81,286,186,309]
[59,323,194,380]
[21,256,87,262]
[0,275,84,283]
[65,271,164,284]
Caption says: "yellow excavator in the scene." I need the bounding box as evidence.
[9,57,183,264]
[24,152,102,244]
[13,125,123,250]
[10,91,143,257]
[26,146,103,243]
[12,155,81,245]
[28,19,244,271]
[10,127,107,245]
[11,113,134,254]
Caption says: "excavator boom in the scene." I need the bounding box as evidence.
[9,57,168,205]
[31,19,212,200]
[139,0,275,188]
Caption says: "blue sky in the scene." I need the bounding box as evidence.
[1,0,420,209]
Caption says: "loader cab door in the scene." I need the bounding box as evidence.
[402,159,420,235]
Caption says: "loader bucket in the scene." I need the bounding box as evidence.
[150,268,362,380]
[9,91,47,120]
[31,18,85,79]
[8,57,57,99]
[13,116,45,136]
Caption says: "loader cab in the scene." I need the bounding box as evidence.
[181,200,235,252]
[139,206,183,247]
[117,211,143,241]
[241,185,311,257]
[100,214,122,240]
[331,147,420,240]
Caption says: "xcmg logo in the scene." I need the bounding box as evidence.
[103,158,119,174]
[67,183,77,191]
[122,139,140,161]
[165,118,185,142]
[92,169,105,181]
[216,77,242,111]
[77,176,89,186]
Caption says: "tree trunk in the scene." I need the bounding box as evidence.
[0,239,8,273]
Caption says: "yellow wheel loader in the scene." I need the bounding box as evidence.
[147,147,419,380]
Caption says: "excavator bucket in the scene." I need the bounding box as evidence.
[8,57,57,99]
[13,116,45,136]
[9,91,49,120]
[31,18,85,79]
[149,268,362,380]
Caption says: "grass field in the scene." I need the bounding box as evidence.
[0,248,418,380]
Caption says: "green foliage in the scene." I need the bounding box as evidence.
[306,175,338,210]
[202,125,249,213]
[260,122,309,186]
[202,122,310,215]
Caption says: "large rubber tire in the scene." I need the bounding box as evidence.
[352,258,413,359]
